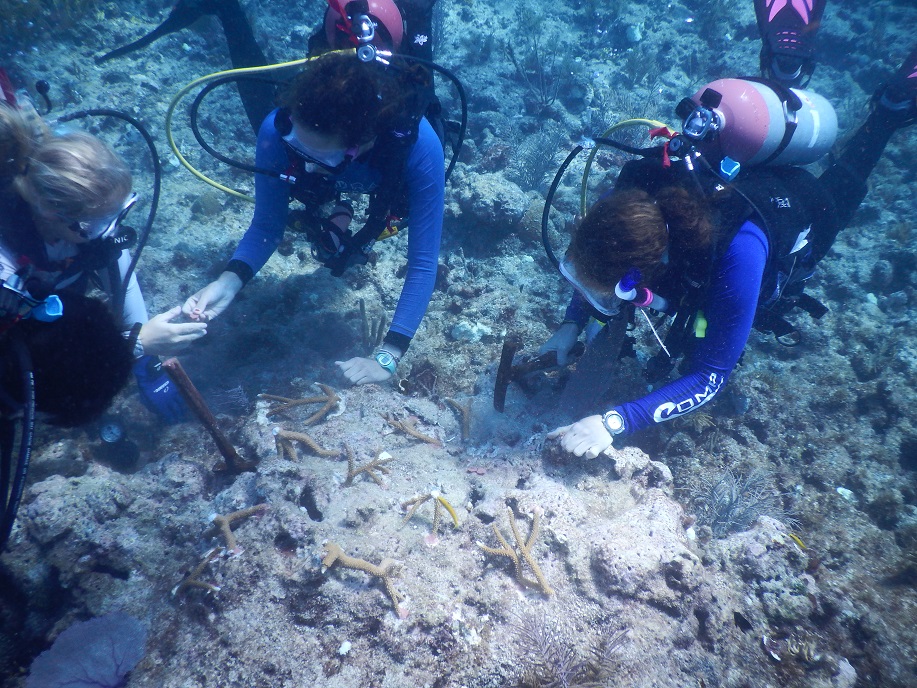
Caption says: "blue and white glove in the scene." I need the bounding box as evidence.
[133,355,187,423]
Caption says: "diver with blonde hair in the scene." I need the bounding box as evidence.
[0,102,206,421]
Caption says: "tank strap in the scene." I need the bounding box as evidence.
[738,77,804,166]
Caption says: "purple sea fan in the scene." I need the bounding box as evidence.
[26,612,148,688]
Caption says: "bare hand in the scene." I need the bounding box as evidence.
[139,306,207,356]
[182,272,243,322]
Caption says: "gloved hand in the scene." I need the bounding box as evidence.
[538,321,581,366]
[133,355,187,423]
[336,356,394,385]
[547,415,613,459]
[182,272,243,322]
[139,306,208,356]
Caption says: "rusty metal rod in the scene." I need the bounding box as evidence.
[162,358,255,473]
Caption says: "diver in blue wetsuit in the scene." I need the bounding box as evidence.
[105,0,445,385]
[546,0,917,458]
[183,52,444,385]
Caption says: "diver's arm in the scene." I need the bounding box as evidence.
[115,250,149,329]
[226,110,291,282]
[610,221,769,435]
[0,243,17,282]
[383,118,445,353]
[563,290,593,329]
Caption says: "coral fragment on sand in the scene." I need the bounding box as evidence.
[260,383,342,424]
[344,447,395,486]
[321,542,403,609]
[478,506,553,595]
[401,490,460,534]
[206,504,269,555]
[382,412,441,446]
[273,427,340,459]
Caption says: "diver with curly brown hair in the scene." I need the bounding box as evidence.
[545,0,916,457]
[104,0,446,386]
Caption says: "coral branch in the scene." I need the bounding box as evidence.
[382,413,441,446]
[401,491,460,535]
[273,427,340,459]
[260,383,342,425]
[206,504,269,555]
[478,507,553,595]
[172,547,223,597]
[445,398,471,442]
[321,542,402,609]
[344,447,394,486]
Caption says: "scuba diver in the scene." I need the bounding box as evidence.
[102,0,449,386]
[0,88,206,422]
[543,0,917,458]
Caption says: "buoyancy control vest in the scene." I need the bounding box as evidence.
[274,103,423,276]
[0,195,130,300]
[613,157,836,376]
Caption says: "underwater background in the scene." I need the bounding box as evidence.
[1,0,917,686]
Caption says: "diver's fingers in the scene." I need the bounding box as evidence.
[546,424,572,439]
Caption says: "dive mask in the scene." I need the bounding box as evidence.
[282,132,358,174]
[68,192,138,241]
[558,254,621,317]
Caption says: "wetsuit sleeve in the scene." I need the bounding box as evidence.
[0,243,16,282]
[610,221,769,435]
[563,290,593,329]
[228,110,290,280]
[383,118,444,353]
[116,250,149,329]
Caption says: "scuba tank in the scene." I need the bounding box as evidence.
[677,78,837,167]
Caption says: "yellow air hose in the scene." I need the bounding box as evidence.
[164,50,358,202]
[579,118,671,215]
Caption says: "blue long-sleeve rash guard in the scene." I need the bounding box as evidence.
[566,220,769,436]
[231,109,445,349]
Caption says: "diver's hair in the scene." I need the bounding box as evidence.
[1,293,134,427]
[569,186,713,289]
[0,104,35,181]
[281,53,430,147]
[6,122,132,221]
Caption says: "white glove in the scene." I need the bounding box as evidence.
[547,414,613,459]
[336,356,393,385]
[182,271,243,322]
[538,321,580,365]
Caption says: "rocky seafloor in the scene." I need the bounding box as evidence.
[1,0,917,686]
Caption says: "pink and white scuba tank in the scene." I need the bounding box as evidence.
[688,77,837,166]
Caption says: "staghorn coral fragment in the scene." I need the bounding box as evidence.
[478,506,553,596]
[206,504,269,555]
[273,427,340,459]
[445,398,471,441]
[344,447,395,487]
[400,490,460,535]
[382,413,441,446]
[321,541,402,609]
[260,383,342,424]
[172,547,224,597]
